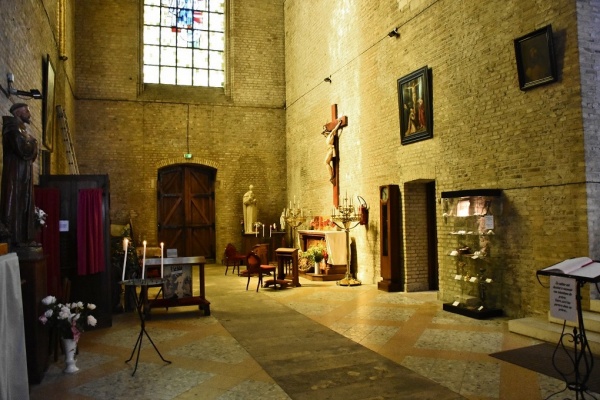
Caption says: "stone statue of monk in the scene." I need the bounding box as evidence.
[1,103,38,247]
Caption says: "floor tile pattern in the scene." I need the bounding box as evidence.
[27,264,599,400]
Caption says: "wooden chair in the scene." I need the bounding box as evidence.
[224,243,246,275]
[245,251,277,291]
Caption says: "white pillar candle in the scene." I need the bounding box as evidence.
[262,224,265,237]
[142,240,147,279]
[160,242,164,278]
[122,238,128,281]
[269,226,272,237]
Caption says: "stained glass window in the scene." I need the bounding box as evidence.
[143,0,225,87]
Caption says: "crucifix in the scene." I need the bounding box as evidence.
[322,104,348,207]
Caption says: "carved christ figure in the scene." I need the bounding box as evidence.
[322,119,343,184]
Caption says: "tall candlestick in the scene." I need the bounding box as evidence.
[160,242,164,278]
[142,240,147,279]
[122,238,128,281]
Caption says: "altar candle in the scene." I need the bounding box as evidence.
[142,240,147,279]
[262,224,265,237]
[122,238,128,281]
[160,242,164,278]
[269,225,272,237]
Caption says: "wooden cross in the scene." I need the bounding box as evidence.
[324,104,348,207]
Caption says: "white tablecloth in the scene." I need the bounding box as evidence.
[324,231,347,265]
[0,253,29,400]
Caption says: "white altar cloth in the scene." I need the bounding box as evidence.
[0,253,30,400]
[324,231,347,265]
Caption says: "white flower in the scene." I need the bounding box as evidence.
[87,303,97,310]
[41,295,56,305]
[87,315,97,327]
[44,309,53,318]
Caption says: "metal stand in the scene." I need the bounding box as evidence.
[123,279,172,376]
[552,280,595,399]
[331,194,361,286]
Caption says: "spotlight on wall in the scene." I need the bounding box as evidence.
[5,73,42,99]
[388,28,400,38]
[324,76,332,83]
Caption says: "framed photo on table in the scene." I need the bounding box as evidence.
[397,66,433,145]
[514,25,557,91]
[162,265,192,299]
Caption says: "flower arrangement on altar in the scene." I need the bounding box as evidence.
[302,241,328,263]
[39,296,97,341]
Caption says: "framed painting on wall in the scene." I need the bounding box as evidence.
[397,66,432,145]
[43,54,56,152]
[514,25,557,91]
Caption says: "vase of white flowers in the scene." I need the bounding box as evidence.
[39,295,97,373]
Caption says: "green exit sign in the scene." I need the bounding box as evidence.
[183,153,193,159]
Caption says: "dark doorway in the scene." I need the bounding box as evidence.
[426,181,438,290]
[157,165,216,259]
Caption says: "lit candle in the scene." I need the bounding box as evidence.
[262,224,265,237]
[122,238,128,281]
[142,240,147,279]
[160,242,164,278]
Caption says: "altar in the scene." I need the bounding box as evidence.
[298,230,346,281]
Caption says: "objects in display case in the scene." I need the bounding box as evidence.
[441,189,503,319]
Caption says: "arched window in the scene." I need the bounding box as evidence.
[143,0,225,87]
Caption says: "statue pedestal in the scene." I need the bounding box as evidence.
[18,249,48,384]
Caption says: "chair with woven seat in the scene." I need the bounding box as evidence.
[224,243,246,275]
[245,251,277,291]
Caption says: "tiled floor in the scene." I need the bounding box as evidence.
[28,264,596,399]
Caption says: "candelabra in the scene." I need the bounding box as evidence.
[331,194,362,286]
[284,202,306,249]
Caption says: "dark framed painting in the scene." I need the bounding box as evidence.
[43,54,56,152]
[514,25,557,91]
[397,66,432,145]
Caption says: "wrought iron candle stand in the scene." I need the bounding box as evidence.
[331,195,361,286]
[284,205,306,249]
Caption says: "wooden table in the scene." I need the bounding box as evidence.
[144,256,210,316]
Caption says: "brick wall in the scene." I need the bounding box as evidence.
[71,0,287,256]
[284,0,593,317]
[1,0,598,318]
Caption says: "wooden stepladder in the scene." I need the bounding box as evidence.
[56,105,79,175]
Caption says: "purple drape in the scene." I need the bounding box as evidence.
[77,188,105,275]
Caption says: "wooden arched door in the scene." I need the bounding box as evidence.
[157,165,216,259]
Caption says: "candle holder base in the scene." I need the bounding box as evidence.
[337,277,362,286]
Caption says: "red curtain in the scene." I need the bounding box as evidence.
[77,188,105,275]
[34,187,61,295]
